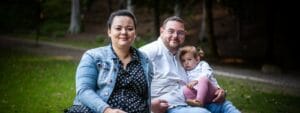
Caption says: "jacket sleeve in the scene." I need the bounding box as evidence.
[76,52,110,113]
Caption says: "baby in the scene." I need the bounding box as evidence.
[179,45,222,107]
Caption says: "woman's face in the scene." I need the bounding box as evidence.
[108,16,136,49]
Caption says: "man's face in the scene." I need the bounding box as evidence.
[160,21,186,53]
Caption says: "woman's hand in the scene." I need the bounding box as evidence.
[104,107,127,113]
[212,88,226,103]
[151,99,169,113]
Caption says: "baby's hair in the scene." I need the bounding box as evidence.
[179,45,205,60]
[197,46,205,58]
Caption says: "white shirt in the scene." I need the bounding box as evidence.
[139,38,188,107]
[187,61,220,88]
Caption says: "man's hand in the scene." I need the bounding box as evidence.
[212,88,226,103]
[151,99,169,113]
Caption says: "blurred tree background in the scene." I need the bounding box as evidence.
[0,0,297,73]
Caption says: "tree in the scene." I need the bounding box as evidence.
[68,0,81,34]
[199,0,218,57]
[153,0,160,38]
[107,0,112,14]
[35,0,44,46]
[174,0,182,16]
[127,0,133,12]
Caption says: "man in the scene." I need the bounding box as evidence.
[139,16,240,113]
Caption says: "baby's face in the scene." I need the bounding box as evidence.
[180,52,199,71]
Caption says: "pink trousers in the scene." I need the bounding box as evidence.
[183,76,218,104]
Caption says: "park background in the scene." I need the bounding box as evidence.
[0,0,299,113]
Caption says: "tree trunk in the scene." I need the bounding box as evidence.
[265,1,275,64]
[107,0,112,14]
[119,0,126,9]
[153,0,160,38]
[174,0,182,16]
[199,0,218,57]
[68,0,81,34]
[127,0,133,12]
[35,0,43,46]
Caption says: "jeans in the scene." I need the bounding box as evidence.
[205,100,240,113]
[167,106,211,113]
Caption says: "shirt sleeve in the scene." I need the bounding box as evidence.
[200,61,220,88]
[139,44,158,62]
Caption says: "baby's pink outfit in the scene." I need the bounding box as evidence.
[183,61,220,105]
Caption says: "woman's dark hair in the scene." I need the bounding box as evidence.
[107,9,137,29]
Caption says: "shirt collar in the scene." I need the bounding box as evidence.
[110,45,140,62]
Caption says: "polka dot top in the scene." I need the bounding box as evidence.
[107,48,149,113]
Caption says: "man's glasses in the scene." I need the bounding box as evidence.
[165,29,186,37]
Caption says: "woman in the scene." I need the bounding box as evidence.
[66,10,153,113]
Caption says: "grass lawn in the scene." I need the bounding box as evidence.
[0,48,77,113]
[0,47,300,113]
[217,76,300,113]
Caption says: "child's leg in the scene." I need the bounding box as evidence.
[183,86,197,100]
[183,86,203,107]
[206,78,218,104]
[195,76,218,104]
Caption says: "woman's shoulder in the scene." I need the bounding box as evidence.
[86,46,106,53]
[85,45,114,59]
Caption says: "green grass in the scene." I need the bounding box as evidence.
[0,48,77,113]
[0,47,300,113]
[217,76,300,113]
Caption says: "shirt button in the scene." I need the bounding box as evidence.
[107,79,112,84]
[105,92,109,96]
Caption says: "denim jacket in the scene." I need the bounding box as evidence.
[73,45,153,113]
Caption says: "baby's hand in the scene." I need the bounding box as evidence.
[187,80,198,89]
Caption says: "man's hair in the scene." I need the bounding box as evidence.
[161,16,185,28]
[107,9,137,29]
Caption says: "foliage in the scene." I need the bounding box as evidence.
[42,0,71,21]
[133,36,155,48]
[0,0,40,33]
[40,0,71,37]
[40,21,69,38]
[95,34,110,45]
